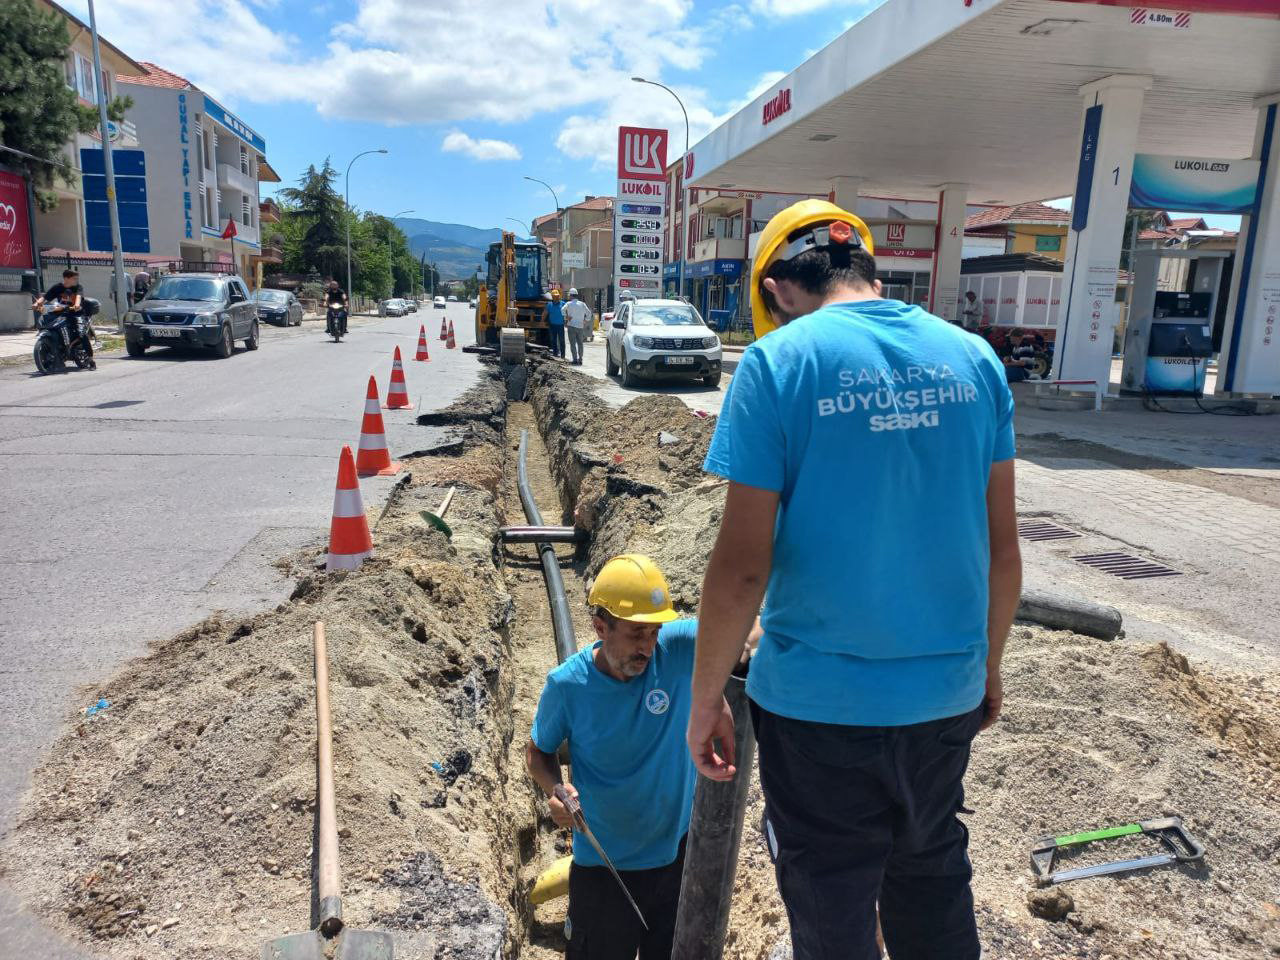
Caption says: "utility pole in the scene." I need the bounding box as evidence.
[87,0,128,330]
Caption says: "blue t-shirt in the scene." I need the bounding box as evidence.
[704,299,1015,727]
[530,619,697,870]
[546,301,565,326]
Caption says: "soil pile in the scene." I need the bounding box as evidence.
[528,361,1280,960]
[2,375,533,960]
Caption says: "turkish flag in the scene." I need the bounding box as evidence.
[221,218,237,240]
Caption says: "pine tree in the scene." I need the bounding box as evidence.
[277,160,347,281]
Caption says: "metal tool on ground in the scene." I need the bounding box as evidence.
[262,622,394,960]
[553,784,648,931]
[420,486,455,539]
[1031,816,1205,886]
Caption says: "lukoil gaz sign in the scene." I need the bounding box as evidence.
[614,127,668,299]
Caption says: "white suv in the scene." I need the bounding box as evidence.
[606,298,722,388]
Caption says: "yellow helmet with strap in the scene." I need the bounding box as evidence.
[588,554,678,623]
[750,199,875,340]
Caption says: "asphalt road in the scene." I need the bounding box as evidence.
[0,301,481,957]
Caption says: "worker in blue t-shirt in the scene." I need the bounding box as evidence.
[527,555,732,960]
[545,288,566,358]
[688,200,1022,960]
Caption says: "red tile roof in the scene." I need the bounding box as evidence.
[118,62,193,89]
[1168,217,1207,231]
[570,196,614,211]
[965,201,1070,230]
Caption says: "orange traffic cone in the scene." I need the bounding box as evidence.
[355,375,401,477]
[386,346,412,409]
[326,445,373,572]
[415,325,430,361]
[446,319,456,349]
[439,317,448,340]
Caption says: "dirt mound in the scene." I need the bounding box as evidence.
[528,363,1280,960]
[2,376,532,960]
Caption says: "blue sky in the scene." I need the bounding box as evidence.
[77,0,881,232]
[75,0,1241,234]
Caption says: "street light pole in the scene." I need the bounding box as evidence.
[633,77,690,302]
[504,217,531,236]
[87,0,128,330]
[523,176,560,212]
[344,148,387,306]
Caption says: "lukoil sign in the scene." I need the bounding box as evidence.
[1129,153,1261,214]
[762,88,792,126]
[617,126,667,181]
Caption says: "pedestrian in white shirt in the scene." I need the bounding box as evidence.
[563,288,591,365]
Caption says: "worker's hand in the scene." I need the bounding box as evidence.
[688,696,736,781]
[979,669,1003,732]
[741,618,763,664]
[547,783,579,830]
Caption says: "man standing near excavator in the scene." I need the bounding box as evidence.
[688,199,1022,960]
[525,554,696,960]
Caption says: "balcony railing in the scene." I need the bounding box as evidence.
[692,236,746,262]
[253,246,283,263]
[217,163,256,196]
[259,199,282,223]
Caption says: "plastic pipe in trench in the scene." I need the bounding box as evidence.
[516,429,577,664]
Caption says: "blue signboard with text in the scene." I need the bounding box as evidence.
[81,148,150,253]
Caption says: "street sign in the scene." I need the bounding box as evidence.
[561,252,586,268]
[615,126,669,299]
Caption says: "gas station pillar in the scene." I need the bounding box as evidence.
[1219,94,1280,397]
[1053,75,1151,387]
[930,183,967,324]
[830,176,863,212]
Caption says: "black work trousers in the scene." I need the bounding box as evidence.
[566,835,685,960]
[752,701,984,960]
[549,324,566,358]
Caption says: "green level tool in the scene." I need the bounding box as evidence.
[1031,816,1205,886]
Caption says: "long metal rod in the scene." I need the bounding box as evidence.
[672,664,755,960]
[313,621,343,936]
[516,429,577,664]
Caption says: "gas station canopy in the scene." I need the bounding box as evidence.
[687,0,1280,204]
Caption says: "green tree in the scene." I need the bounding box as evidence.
[0,1,132,208]
[277,161,347,281]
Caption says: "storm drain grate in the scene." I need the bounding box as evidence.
[1018,519,1082,542]
[1071,552,1183,580]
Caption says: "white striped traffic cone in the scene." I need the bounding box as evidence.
[446,320,456,349]
[439,316,448,340]
[386,346,411,409]
[326,445,373,572]
[355,375,401,477]
[415,325,430,361]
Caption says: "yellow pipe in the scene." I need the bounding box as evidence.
[529,855,571,904]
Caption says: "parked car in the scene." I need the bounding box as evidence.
[381,298,408,317]
[253,288,303,326]
[605,298,722,388]
[468,297,477,308]
[446,295,457,302]
[433,296,447,310]
[124,273,259,359]
[405,298,418,313]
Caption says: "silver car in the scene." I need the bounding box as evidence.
[605,298,722,388]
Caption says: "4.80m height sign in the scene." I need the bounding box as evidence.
[615,126,668,299]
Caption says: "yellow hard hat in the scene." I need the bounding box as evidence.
[588,554,678,623]
[551,288,561,300]
[750,198,874,340]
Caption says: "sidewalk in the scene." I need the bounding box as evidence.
[0,330,39,361]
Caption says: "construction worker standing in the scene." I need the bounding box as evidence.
[546,288,566,359]
[526,555,696,960]
[688,199,1022,960]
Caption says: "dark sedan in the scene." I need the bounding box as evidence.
[253,288,303,326]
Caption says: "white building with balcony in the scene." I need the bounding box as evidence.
[119,63,279,282]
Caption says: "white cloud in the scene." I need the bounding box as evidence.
[750,0,872,15]
[442,130,521,161]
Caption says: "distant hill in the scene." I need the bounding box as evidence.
[392,218,509,280]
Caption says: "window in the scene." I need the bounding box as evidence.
[64,56,77,90]
[76,54,97,103]
[241,195,251,227]
[195,121,205,173]
[239,147,249,176]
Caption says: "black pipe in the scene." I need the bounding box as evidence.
[671,662,755,960]
[516,429,578,664]
[500,525,588,545]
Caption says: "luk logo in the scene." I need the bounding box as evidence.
[645,689,670,715]
[762,88,792,125]
[869,410,940,433]
[618,126,667,181]
[886,223,906,245]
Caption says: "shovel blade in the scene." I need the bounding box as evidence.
[263,929,394,960]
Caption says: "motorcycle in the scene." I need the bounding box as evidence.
[325,303,348,343]
[34,298,100,375]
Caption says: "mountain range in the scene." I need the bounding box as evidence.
[392,218,524,281]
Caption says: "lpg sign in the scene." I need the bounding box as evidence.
[615,126,669,299]
[617,126,667,181]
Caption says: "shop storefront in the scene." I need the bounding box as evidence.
[687,258,743,329]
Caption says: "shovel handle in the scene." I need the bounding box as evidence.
[436,486,456,519]
[314,622,344,936]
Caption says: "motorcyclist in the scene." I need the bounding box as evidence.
[323,279,348,335]
[33,269,95,370]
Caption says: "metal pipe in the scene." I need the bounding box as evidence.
[312,621,343,936]
[671,662,755,960]
[500,525,588,544]
[516,429,577,664]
